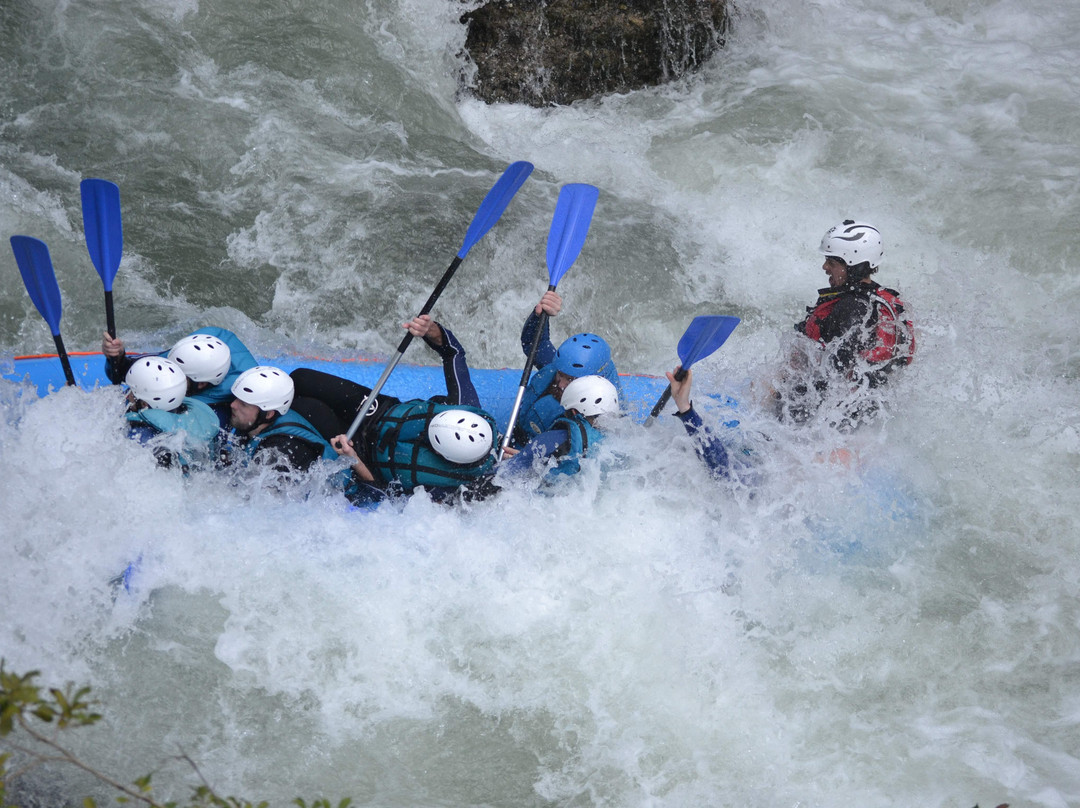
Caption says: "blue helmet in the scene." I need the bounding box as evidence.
[554,333,612,377]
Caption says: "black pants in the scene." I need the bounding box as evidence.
[290,368,402,446]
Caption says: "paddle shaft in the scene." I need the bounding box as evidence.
[644,367,687,425]
[104,290,116,338]
[53,334,77,387]
[344,255,464,440]
[11,235,77,388]
[499,285,555,457]
[342,161,533,441]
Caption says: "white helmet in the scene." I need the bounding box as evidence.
[230,366,294,414]
[819,220,883,269]
[125,357,188,411]
[427,409,494,464]
[561,375,619,418]
[167,333,232,384]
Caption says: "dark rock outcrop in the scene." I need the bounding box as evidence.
[459,0,728,106]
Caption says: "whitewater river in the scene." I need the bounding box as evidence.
[2,0,1078,806]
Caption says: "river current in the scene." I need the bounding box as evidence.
[2,0,1078,806]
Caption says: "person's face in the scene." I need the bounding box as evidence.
[553,371,573,401]
[823,256,848,288]
[230,398,262,432]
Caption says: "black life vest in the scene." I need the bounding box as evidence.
[801,283,915,368]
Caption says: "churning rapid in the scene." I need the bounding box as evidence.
[2,0,1078,805]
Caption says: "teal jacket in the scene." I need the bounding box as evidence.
[126,397,220,469]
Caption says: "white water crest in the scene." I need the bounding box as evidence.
[2,0,1079,806]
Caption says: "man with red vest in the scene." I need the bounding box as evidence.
[775,220,915,427]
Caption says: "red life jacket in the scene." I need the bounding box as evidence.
[863,287,915,366]
[801,285,915,368]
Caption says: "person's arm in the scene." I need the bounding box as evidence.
[500,428,570,476]
[666,367,731,479]
[405,315,481,409]
[330,433,376,482]
[520,291,562,369]
[325,433,388,504]
[102,331,136,385]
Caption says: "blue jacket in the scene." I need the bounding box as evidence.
[501,411,604,479]
[513,312,622,446]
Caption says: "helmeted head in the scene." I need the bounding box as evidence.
[427,409,494,465]
[818,220,882,279]
[554,333,612,378]
[125,357,188,411]
[167,333,232,385]
[230,366,294,414]
[561,375,620,419]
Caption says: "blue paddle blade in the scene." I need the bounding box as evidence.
[11,236,64,336]
[458,161,534,259]
[546,183,599,286]
[80,178,123,291]
[677,315,741,370]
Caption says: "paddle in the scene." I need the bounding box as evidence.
[499,182,600,458]
[80,178,123,338]
[643,314,741,425]
[10,235,77,387]
[344,160,534,440]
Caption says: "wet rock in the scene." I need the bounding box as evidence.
[458,0,728,106]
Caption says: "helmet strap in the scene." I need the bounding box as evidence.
[252,409,277,430]
[845,261,874,282]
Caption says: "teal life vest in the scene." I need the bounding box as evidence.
[372,399,498,494]
[546,412,605,477]
[126,397,220,468]
[247,410,340,462]
[186,327,258,407]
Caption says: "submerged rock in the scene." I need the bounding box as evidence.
[458,0,728,106]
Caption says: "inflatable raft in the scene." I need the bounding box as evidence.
[2,351,674,428]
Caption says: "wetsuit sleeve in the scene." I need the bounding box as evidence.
[105,352,138,385]
[500,428,570,476]
[676,406,731,480]
[426,325,480,408]
[521,311,558,369]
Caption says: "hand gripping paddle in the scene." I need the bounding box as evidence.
[345,160,534,440]
[644,314,741,425]
[499,183,600,457]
